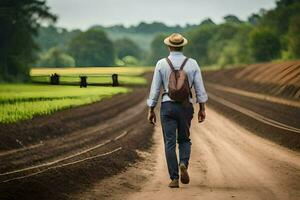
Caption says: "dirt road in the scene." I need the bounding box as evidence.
[1,69,299,200]
[120,106,300,200]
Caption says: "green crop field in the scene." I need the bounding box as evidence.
[31,75,147,85]
[30,66,153,76]
[30,66,153,85]
[0,84,129,123]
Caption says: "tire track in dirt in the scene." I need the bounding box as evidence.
[205,83,300,151]
[0,78,154,199]
[120,107,300,200]
[0,88,147,172]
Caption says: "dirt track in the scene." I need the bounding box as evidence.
[0,68,300,199]
[127,106,300,200]
[81,106,300,200]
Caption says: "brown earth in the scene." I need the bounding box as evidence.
[0,63,300,200]
[69,106,300,200]
[0,87,148,151]
[203,63,300,151]
[0,78,154,200]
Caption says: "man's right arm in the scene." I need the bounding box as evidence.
[147,61,162,124]
[147,61,162,108]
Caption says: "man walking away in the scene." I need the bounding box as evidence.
[147,33,208,188]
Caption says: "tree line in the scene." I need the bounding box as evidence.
[150,0,300,67]
[0,0,299,82]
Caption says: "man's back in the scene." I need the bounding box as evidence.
[147,51,208,107]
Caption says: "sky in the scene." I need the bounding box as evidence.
[47,0,276,30]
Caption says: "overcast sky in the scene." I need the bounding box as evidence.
[47,0,276,30]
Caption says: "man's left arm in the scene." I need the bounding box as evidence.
[193,61,208,123]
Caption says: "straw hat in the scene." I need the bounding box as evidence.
[164,33,188,47]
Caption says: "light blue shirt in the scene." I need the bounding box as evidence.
[147,51,208,107]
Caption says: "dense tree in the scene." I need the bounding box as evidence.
[185,25,216,66]
[122,56,140,66]
[287,15,300,58]
[114,38,142,59]
[249,28,281,62]
[223,15,242,23]
[199,18,216,26]
[0,0,56,81]
[148,34,169,65]
[36,25,81,52]
[257,0,300,58]
[207,23,240,64]
[216,25,253,67]
[183,0,300,67]
[68,29,115,66]
[36,47,75,67]
[248,14,261,25]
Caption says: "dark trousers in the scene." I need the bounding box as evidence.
[160,101,194,180]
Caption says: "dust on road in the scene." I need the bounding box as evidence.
[94,106,300,200]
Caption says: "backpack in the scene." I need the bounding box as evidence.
[166,57,191,102]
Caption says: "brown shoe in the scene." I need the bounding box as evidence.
[180,163,190,184]
[168,179,179,188]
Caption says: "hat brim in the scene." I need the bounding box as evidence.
[164,36,188,47]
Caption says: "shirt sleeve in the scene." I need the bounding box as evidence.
[147,61,162,107]
[193,60,208,103]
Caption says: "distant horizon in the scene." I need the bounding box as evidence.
[44,16,260,32]
[46,0,276,31]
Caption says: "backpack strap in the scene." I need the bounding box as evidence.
[180,57,189,70]
[166,57,175,71]
[166,57,189,71]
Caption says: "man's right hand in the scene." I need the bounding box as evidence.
[198,103,206,123]
[148,109,156,125]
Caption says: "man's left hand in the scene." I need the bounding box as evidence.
[198,110,206,123]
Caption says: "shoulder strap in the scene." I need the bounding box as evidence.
[166,58,175,71]
[180,57,189,70]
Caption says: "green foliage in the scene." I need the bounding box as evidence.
[185,22,253,67]
[183,0,300,68]
[0,84,129,123]
[216,24,253,67]
[148,34,169,65]
[249,28,281,61]
[287,15,300,58]
[258,0,300,57]
[35,25,81,52]
[68,29,115,66]
[30,66,152,76]
[199,18,216,26]
[30,75,146,85]
[91,22,198,51]
[223,15,242,23]
[114,38,142,59]
[207,23,240,64]
[122,56,141,66]
[36,47,75,67]
[184,25,217,66]
[248,14,261,25]
[0,0,56,82]
[103,22,184,34]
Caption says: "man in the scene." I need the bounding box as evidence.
[147,33,208,188]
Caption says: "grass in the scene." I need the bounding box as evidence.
[30,75,147,85]
[201,64,247,71]
[30,66,153,85]
[30,66,153,76]
[0,84,129,123]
